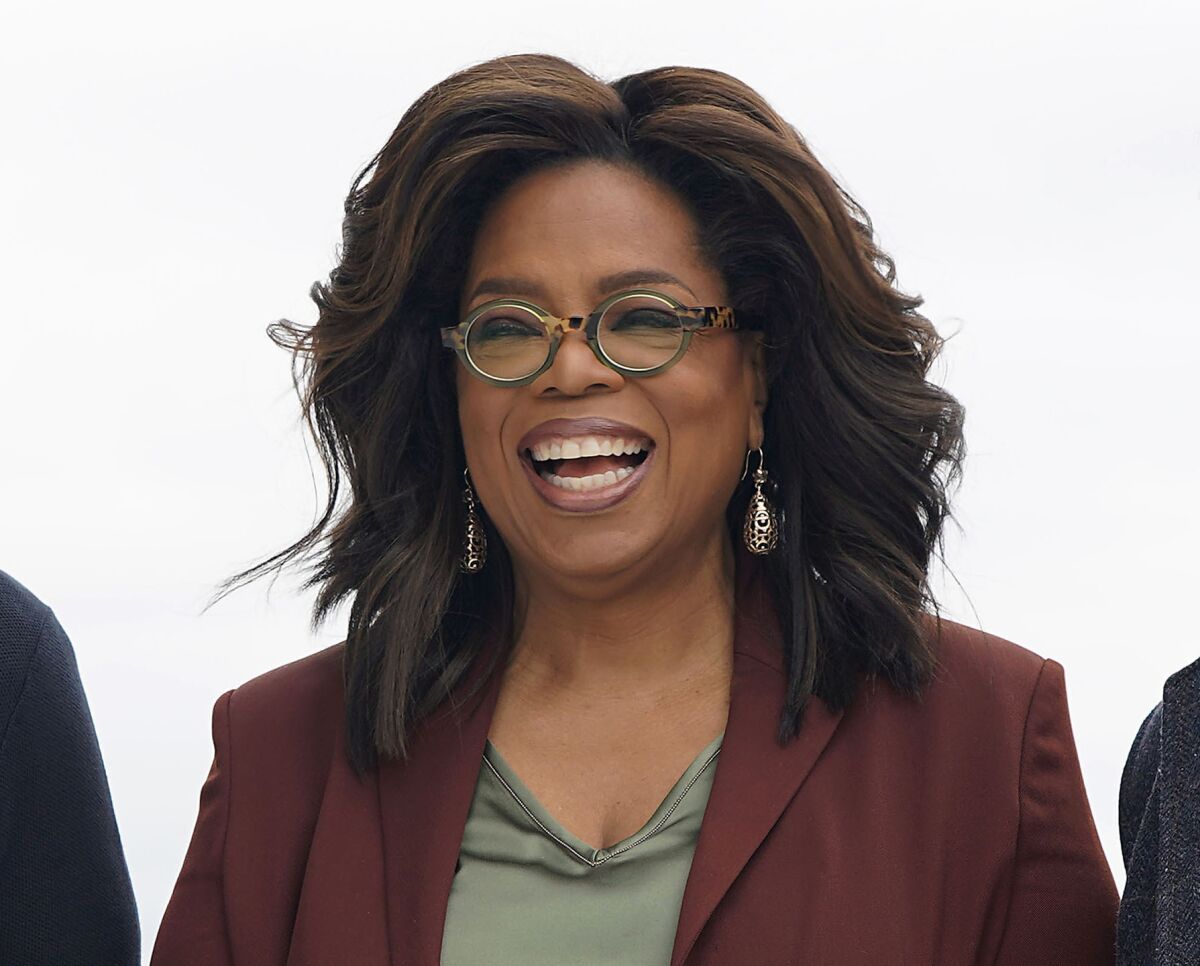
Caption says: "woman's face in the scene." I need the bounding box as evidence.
[455,160,766,587]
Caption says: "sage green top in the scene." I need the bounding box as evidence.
[441,731,725,966]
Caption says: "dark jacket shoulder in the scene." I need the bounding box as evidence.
[0,569,56,727]
[1117,656,1200,965]
[0,569,141,966]
[1120,701,1161,863]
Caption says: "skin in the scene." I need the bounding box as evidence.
[454,160,768,848]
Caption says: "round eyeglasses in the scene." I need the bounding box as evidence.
[440,288,757,387]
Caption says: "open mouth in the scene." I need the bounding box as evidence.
[522,437,654,493]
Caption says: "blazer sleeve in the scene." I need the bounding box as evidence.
[994,659,1119,965]
[150,689,236,966]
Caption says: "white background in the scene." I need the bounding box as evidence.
[2,0,1196,959]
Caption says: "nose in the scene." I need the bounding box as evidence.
[531,326,624,397]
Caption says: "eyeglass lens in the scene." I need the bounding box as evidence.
[464,293,685,380]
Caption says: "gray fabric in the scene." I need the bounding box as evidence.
[1118,657,1200,965]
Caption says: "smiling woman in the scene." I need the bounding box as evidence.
[453,161,764,569]
[151,53,1118,965]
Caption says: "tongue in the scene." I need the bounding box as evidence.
[555,454,636,478]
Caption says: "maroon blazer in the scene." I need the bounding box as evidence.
[152,567,1118,965]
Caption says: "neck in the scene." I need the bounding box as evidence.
[505,527,738,700]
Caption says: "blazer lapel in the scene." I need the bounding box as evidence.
[670,552,844,966]
[286,741,391,965]
[377,634,505,966]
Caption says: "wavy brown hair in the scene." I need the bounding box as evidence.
[215,53,967,774]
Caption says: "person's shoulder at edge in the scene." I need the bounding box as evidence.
[1119,694,1164,861]
[906,611,1055,723]
[0,569,56,714]
[1116,694,1161,966]
[179,640,351,878]
[1116,655,1200,965]
[227,639,346,713]
[890,615,1095,791]
[0,568,142,966]
[842,614,1076,806]
[216,640,348,767]
[915,614,1119,962]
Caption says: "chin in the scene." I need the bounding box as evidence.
[520,529,659,583]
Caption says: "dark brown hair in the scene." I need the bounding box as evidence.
[215,53,966,774]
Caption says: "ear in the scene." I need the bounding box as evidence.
[744,333,768,450]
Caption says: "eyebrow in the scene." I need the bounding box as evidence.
[464,268,699,306]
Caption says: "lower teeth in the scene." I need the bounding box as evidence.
[539,464,636,492]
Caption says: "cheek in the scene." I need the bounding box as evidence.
[671,340,751,424]
[657,344,754,487]
[455,375,505,473]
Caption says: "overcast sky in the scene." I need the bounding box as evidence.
[2,0,1197,958]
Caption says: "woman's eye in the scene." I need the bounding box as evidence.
[610,309,678,330]
[475,317,543,339]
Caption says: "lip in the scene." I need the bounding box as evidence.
[516,416,657,513]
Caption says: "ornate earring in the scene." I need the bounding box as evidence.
[741,447,779,555]
[460,468,487,574]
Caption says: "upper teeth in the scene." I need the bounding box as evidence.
[528,436,651,462]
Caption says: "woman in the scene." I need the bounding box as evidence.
[152,54,1117,964]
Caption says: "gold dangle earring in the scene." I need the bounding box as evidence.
[741,447,779,555]
[460,468,487,574]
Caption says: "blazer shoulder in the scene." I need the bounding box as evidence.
[0,570,78,732]
[232,640,345,708]
[224,642,347,764]
[0,569,54,652]
[922,614,1053,723]
[1164,654,1200,705]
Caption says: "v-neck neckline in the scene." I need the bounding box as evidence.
[481,732,725,867]
[374,546,849,966]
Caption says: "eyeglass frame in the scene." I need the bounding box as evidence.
[440,287,760,387]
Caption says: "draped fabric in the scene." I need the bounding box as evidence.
[441,732,723,965]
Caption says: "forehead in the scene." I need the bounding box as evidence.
[462,161,717,311]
